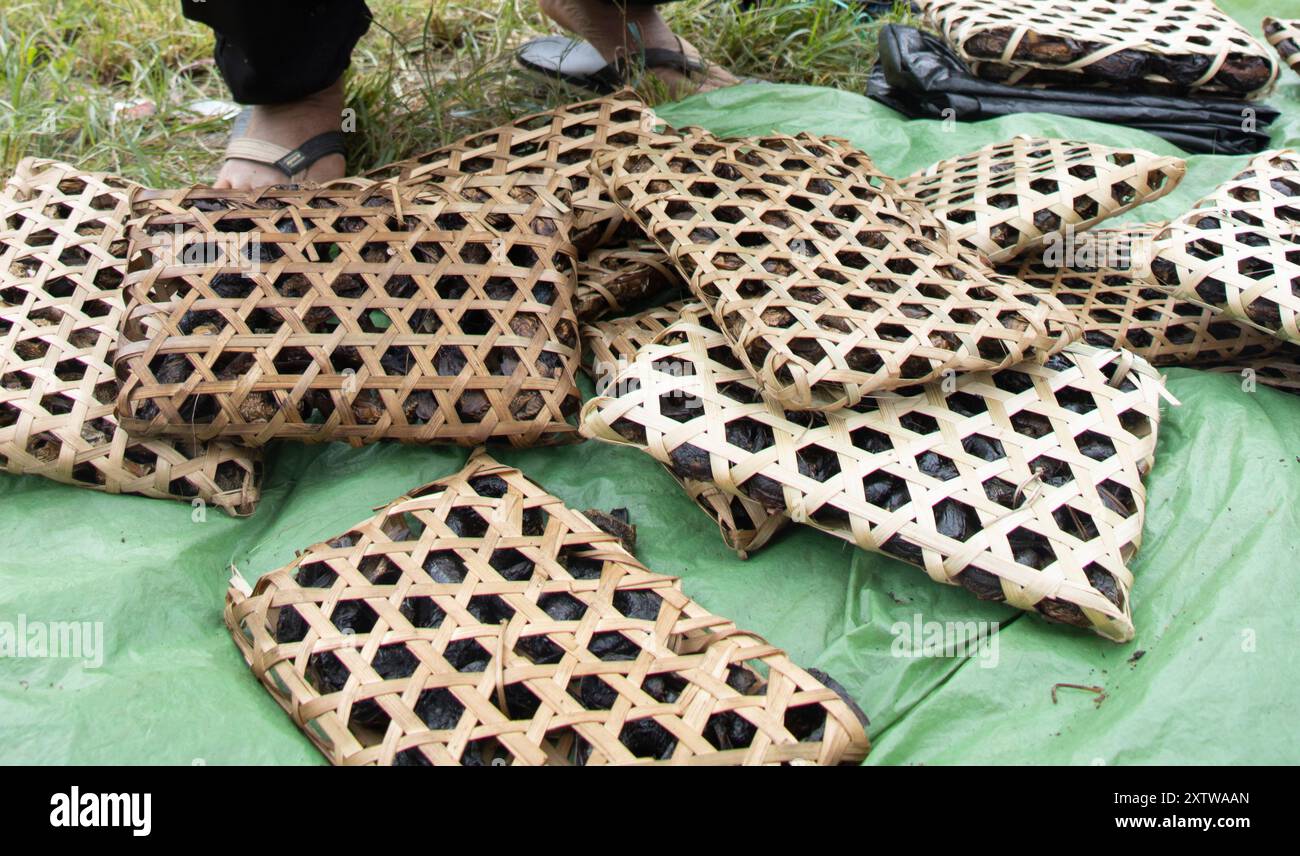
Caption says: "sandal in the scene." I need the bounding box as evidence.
[516,34,748,94]
[223,106,348,182]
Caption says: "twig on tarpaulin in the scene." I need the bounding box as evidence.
[1045,681,1107,702]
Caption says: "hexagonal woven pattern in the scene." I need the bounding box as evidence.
[919,0,1279,98]
[583,302,788,557]
[1206,341,1300,395]
[364,91,670,252]
[225,452,871,766]
[115,174,581,447]
[1146,149,1300,346]
[0,158,260,515]
[901,136,1185,263]
[1264,18,1300,74]
[582,304,1166,642]
[582,302,682,382]
[1002,223,1281,366]
[574,239,685,322]
[592,129,1081,411]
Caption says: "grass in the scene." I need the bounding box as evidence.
[0,0,912,187]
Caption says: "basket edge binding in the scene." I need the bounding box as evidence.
[224,450,872,766]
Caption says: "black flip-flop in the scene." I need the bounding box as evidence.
[517,35,753,94]
[224,106,348,183]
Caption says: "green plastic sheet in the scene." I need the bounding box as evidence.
[2,0,1297,765]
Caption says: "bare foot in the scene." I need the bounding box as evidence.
[215,79,347,189]
[539,0,740,96]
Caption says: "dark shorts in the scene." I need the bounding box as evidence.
[183,0,679,104]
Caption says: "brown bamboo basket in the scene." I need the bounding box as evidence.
[1205,342,1300,395]
[575,239,686,322]
[581,305,1167,643]
[1002,222,1282,367]
[583,302,789,557]
[1263,18,1300,74]
[0,158,260,515]
[364,91,672,252]
[581,303,682,383]
[1144,149,1300,346]
[901,136,1186,263]
[225,451,871,766]
[918,0,1279,99]
[592,129,1081,412]
[114,173,582,447]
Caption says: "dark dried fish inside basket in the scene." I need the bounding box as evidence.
[574,239,686,322]
[1143,149,1300,346]
[919,0,1278,99]
[1001,223,1282,367]
[592,128,1081,412]
[1263,18,1300,74]
[225,452,871,766]
[1205,341,1300,396]
[0,158,260,515]
[114,173,582,447]
[582,304,1168,643]
[901,136,1185,263]
[364,91,676,252]
[583,301,789,556]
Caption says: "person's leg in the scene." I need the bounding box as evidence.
[538,0,738,94]
[181,0,371,188]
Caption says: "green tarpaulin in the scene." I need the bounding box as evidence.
[2,0,1297,765]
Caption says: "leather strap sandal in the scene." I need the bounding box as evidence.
[223,107,348,182]
[516,34,727,94]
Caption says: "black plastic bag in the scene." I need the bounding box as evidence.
[867,26,1278,156]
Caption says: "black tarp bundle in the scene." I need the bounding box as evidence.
[868,26,1278,156]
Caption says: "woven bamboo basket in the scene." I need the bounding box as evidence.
[364,91,670,253]
[1206,342,1300,395]
[0,159,260,515]
[901,137,1186,263]
[581,302,681,383]
[1144,149,1300,346]
[583,302,788,557]
[575,239,685,322]
[225,452,871,766]
[1263,18,1300,74]
[1002,223,1281,367]
[114,173,582,447]
[582,305,1167,643]
[592,129,1081,412]
[918,0,1279,99]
